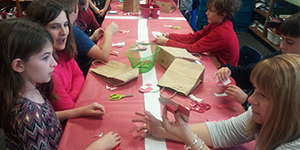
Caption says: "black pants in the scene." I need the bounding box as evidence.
[90,0,111,27]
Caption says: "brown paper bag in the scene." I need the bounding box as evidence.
[158,58,205,96]
[90,60,139,86]
[123,0,140,12]
[155,46,199,69]
[156,1,176,13]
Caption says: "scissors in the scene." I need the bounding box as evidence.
[189,101,211,113]
[109,93,133,100]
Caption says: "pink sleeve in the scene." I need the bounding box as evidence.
[51,59,84,111]
[69,59,84,100]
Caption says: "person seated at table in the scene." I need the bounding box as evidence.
[56,0,119,77]
[155,0,241,66]
[133,54,300,150]
[75,0,101,35]
[214,12,300,110]
[0,18,121,150]
[35,0,115,77]
[25,0,119,135]
[89,0,111,27]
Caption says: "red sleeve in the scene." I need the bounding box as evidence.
[166,24,226,53]
[51,58,84,111]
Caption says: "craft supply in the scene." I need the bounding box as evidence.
[94,133,103,138]
[152,31,162,38]
[131,45,147,51]
[164,25,181,29]
[108,11,117,14]
[110,93,133,100]
[138,83,160,93]
[189,101,211,113]
[118,30,129,34]
[134,60,152,68]
[110,51,119,56]
[159,97,190,122]
[112,42,125,47]
[214,77,236,97]
[188,94,203,103]
[106,85,117,90]
[173,26,181,29]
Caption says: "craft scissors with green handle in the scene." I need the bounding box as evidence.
[109,94,133,100]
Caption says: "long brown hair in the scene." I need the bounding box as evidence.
[247,54,300,149]
[0,18,54,132]
[25,0,77,61]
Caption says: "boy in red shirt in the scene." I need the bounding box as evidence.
[156,0,241,66]
[75,0,100,33]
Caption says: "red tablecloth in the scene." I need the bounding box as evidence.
[58,1,255,149]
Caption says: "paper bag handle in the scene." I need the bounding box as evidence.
[92,60,107,68]
[160,87,177,99]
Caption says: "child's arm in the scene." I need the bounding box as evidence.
[87,22,119,62]
[55,102,105,122]
[85,131,121,150]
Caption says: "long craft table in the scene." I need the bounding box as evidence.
[58,0,255,149]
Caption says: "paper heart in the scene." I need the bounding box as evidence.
[216,77,236,91]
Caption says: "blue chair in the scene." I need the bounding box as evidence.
[238,45,263,67]
[238,45,263,94]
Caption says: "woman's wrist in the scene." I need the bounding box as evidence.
[184,134,199,150]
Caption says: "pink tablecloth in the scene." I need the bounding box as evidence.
[58,1,255,149]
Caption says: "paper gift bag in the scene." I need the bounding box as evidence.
[158,58,205,96]
[156,1,176,13]
[90,60,139,86]
[155,46,199,69]
[123,0,140,12]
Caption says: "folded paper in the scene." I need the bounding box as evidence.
[159,97,190,122]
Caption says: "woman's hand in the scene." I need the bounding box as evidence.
[161,107,196,145]
[132,111,166,139]
[213,67,231,82]
[156,36,169,46]
[225,85,248,104]
[85,131,121,150]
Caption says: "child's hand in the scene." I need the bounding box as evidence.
[213,67,231,81]
[225,85,248,104]
[162,33,169,38]
[99,8,107,17]
[85,131,121,150]
[80,102,106,117]
[105,22,119,35]
[90,27,104,41]
[156,36,169,46]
